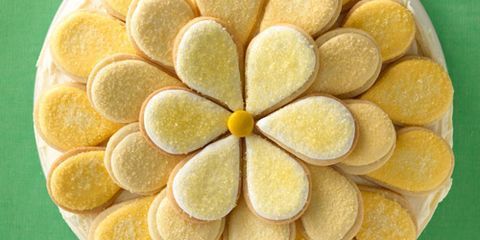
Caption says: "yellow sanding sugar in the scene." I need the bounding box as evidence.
[143,89,230,154]
[93,197,154,240]
[175,19,243,111]
[104,0,132,19]
[311,31,380,97]
[195,0,265,44]
[90,59,182,123]
[50,11,135,79]
[367,128,453,193]
[36,84,121,151]
[129,0,195,67]
[344,0,415,62]
[260,0,340,36]
[357,190,416,240]
[172,136,240,220]
[50,150,120,211]
[361,58,453,126]
[301,166,359,240]
[246,26,317,116]
[257,96,355,161]
[245,135,309,220]
[227,198,292,240]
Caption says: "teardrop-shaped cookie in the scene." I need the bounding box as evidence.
[244,135,310,223]
[103,0,132,20]
[246,25,319,116]
[169,136,241,221]
[141,88,231,155]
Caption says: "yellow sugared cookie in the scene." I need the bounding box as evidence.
[366,127,454,194]
[103,0,132,20]
[344,0,416,62]
[310,28,381,98]
[35,84,121,151]
[244,135,310,223]
[47,148,121,213]
[300,166,362,240]
[361,57,454,126]
[50,11,135,80]
[127,0,196,68]
[87,54,182,123]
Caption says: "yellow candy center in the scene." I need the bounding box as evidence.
[228,111,254,137]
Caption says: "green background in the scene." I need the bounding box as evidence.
[0,0,478,239]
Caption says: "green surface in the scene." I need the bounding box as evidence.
[0,0,478,239]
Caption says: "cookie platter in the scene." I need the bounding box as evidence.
[34,0,454,239]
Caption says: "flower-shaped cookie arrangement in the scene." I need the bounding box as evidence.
[35,0,455,239]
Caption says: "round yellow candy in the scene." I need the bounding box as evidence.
[228,110,254,137]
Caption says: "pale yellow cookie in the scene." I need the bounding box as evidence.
[103,0,132,20]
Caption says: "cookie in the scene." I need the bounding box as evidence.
[366,127,454,195]
[336,100,396,175]
[309,28,381,98]
[47,148,121,213]
[87,54,182,123]
[245,25,319,116]
[50,11,135,81]
[361,57,454,126]
[105,123,184,195]
[127,0,196,68]
[103,0,132,20]
[343,0,416,62]
[34,83,121,151]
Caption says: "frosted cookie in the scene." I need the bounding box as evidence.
[357,187,417,240]
[89,196,154,240]
[257,95,357,166]
[224,198,296,240]
[336,100,396,175]
[34,84,121,151]
[260,0,341,37]
[246,25,319,116]
[148,190,225,240]
[361,57,454,126]
[309,28,381,98]
[87,54,182,123]
[299,166,363,240]
[47,148,121,213]
[168,136,240,221]
[103,0,132,20]
[127,0,196,68]
[366,127,454,195]
[140,88,231,155]
[244,135,310,223]
[105,123,183,194]
[50,11,135,80]
[174,18,243,111]
[343,0,416,62]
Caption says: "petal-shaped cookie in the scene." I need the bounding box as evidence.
[244,135,310,223]
[169,136,241,221]
[366,127,454,195]
[127,0,196,68]
[309,28,381,98]
[105,123,184,194]
[89,196,154,240]
[174,18,244,111]
[300,166,363,240]
[361,57,454,126]
[344,0,416,62]
[50,11,135,80]
[195,0,266,44]
[246,26,319,116]
[337,100,396,175]
[88,54,182,123]
[356,187,417,240]
[260,0,341,37]
[225,198,296,240]
[148,190,225,240]
[141,88,230,155]
[47,148,121,213]
[257,95,357,165]
[34,84,122,151]
[103,0,132,20]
